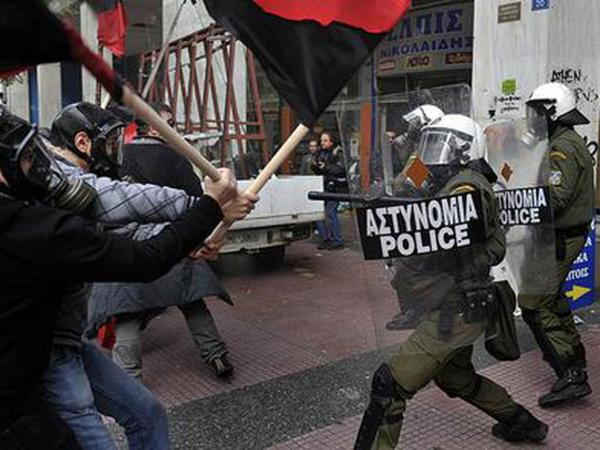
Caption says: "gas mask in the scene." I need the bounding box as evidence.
[87,125,124,179]
[51,102,125,179]
[521,105,550,148]
[0,123,97,212]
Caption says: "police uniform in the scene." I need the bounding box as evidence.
[520,124,594,379]
[355,168,528,449]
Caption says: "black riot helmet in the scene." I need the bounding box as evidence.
[51,102,125,178]
[0,106,97,211]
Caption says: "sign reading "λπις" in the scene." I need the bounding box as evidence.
[356,192,486,260]
[495,187,552,226]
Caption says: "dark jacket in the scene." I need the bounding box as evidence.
[312,146,348,193]
[88,135,230,331]
[121,136,204,196]
[0,192,222,428]
[54,158,200,347]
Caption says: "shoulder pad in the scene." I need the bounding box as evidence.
[550,149,569,160]
[450,184,477,195]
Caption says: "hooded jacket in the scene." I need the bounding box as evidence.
[0,191,222,427]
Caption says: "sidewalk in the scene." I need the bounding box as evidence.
[269,332,600,450]
[109,215,600,449]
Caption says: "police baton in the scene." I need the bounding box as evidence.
[308,191,418,207]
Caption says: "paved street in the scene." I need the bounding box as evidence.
[110,212,600,449]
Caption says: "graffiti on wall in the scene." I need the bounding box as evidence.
[550,67,599,156]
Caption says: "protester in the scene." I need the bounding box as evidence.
[0,108,241,449]
[96,102,236,379]
[44,101,256,448]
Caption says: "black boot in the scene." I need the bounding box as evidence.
[492,405,548,443]
[208,354,234,379]
[538,367,592,408]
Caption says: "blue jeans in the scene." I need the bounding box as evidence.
[316,200,343,245]
[41,342,169,450]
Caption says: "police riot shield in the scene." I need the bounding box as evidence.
[329,86,504,351]
[485,118,557,298]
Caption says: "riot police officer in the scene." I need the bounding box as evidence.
[521,82,593,407]
[386,104,444,330]
[354,115,548,449]
[388,104,444,175]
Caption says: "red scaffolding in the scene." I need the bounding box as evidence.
[137,24,267,175]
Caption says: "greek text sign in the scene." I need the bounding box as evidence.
[563,222,596,310]
[377,2,474,76]
[356,192,486,260]
[496,187,552,226]
[498,2,522,23]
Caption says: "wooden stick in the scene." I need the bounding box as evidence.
[121,85,221,181]
[207,123,310,241]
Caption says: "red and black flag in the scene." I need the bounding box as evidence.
[204,0,411,126]
[97,0,128,57]
[0,0,123,101]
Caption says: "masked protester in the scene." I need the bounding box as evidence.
[354,115,548,450]
[0,109,240,450]
[519,82,593,407]
[50,102,125,179]
[386,104,444,331]
[43,102,256,449]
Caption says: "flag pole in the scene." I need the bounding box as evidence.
[206,123,310,241]
[121,86,222,180]
[64,21,223,181]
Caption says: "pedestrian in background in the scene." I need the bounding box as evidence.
[312,132,347,250]
[300,139,319,175]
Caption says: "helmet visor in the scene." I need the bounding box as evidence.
[418,129,474,165]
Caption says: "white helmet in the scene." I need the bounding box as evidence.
[403,104,444,129]
[418,114,486,166]
[526,82,589,125]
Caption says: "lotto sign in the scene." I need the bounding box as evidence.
[532,0,550,11]
[562,221,596,310]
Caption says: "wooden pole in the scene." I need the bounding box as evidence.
[121,85,221,180]
[207,123,310,240]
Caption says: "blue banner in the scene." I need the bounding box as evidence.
[563,221,596,310]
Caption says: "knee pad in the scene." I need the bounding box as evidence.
[355,364,405,450]
[371,364,397,402]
